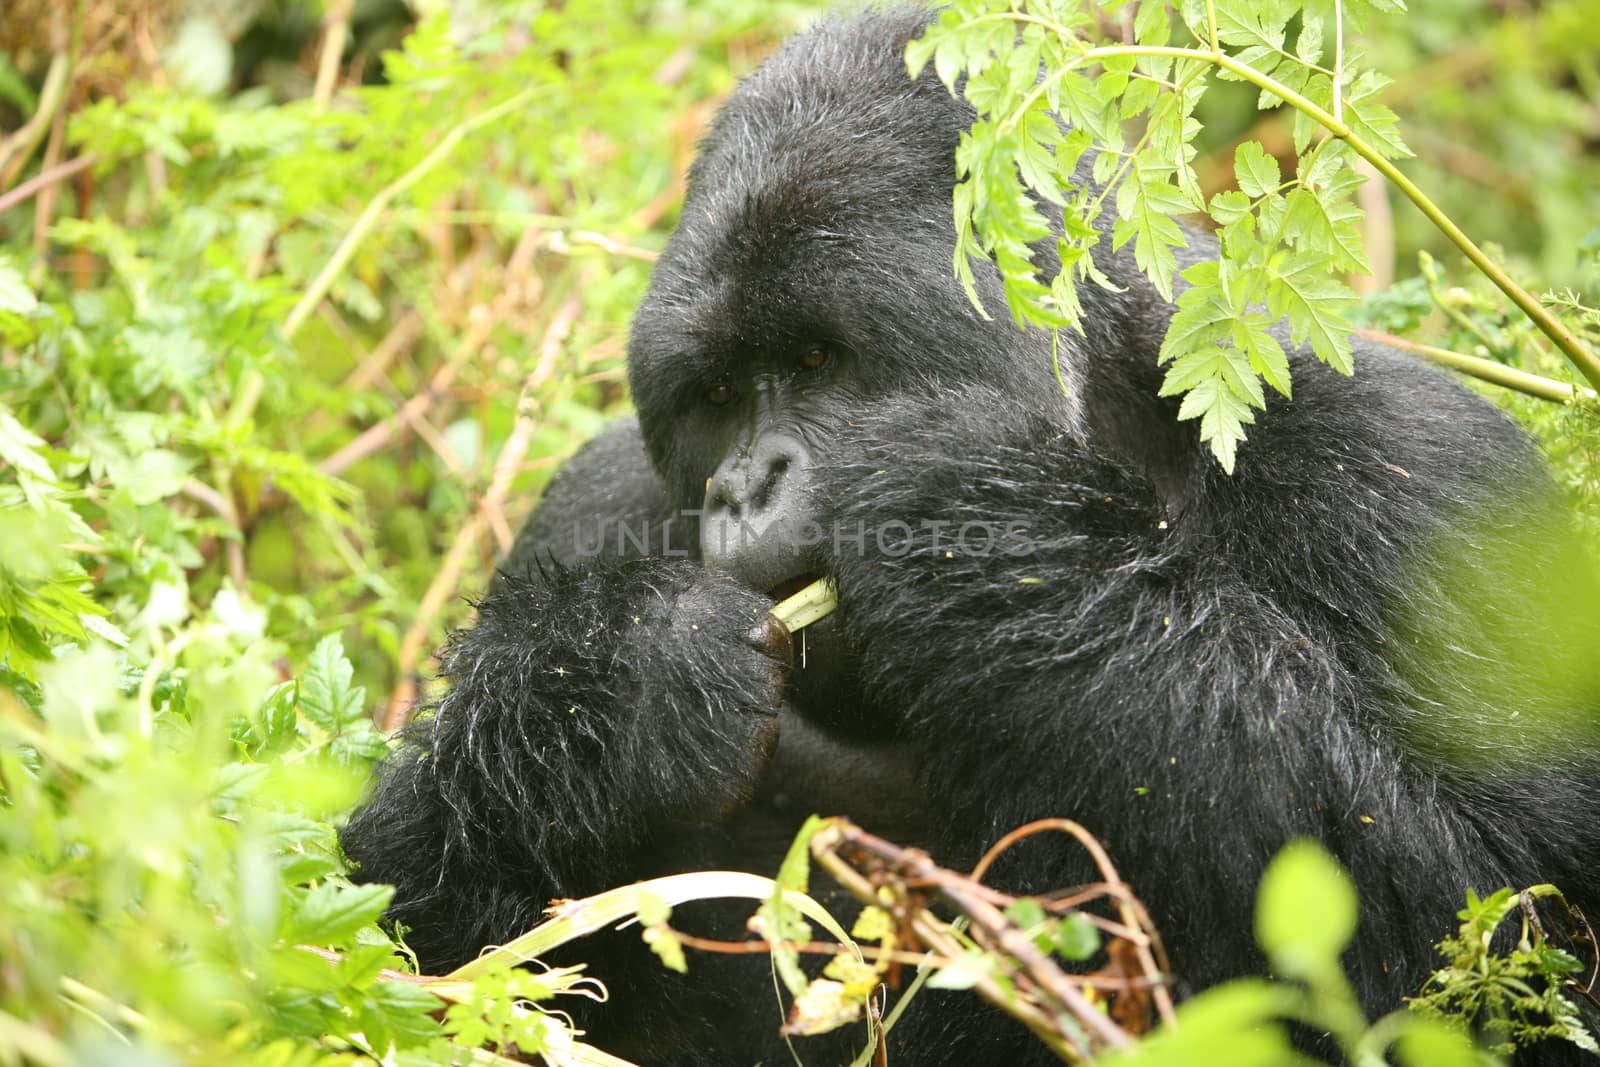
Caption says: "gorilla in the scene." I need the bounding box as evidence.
[343,7,1600,1064]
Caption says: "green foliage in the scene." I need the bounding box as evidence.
[1004,897,1102,963]
[909,0,1600,473]
[0,3,823,1063]
[1410,887,1600,1057]
[911,0,1417,470]
[1111,842,1496,1067]
[1356,245,1600,537]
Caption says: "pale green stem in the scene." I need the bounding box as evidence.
[1356,329,1597,407]
[771,578,838,631]
[229,86,540,428]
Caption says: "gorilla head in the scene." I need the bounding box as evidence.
[628,10,1076,597]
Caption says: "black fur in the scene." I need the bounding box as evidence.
[344,8,1600,1064]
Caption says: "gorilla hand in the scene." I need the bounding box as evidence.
[340,558,788,970]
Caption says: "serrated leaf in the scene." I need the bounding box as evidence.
[1345,93,1412,161]
[1176,373,1255,473]
[0,406,56,483]
[1283,182,1369,274]
[1209,189,1253,226]
[1234,142,1281,199]
[1267,257,1358,373]
[1234,318,1293,398]
[281,882,393,946]
[1114,177,1191,301]
[298,634,367,731]
[1296,15,1325,66]
[1159,285,1234,365]
[1134,0,1173,48]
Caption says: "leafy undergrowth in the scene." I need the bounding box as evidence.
[2,1,1599,1064]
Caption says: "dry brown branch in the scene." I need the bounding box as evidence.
[29,99,68,273]
[319,307,495,479]
[0,153,96,216]
[968,818,1175,1027]
[809,818,1171,1062]
[181,476,246,588]
[345,311,425,391]
[482,294,580,553]
[384,510,486,731]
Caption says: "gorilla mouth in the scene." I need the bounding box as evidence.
[769,573,822,603]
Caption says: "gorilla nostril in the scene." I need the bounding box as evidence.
[754,458,789,511]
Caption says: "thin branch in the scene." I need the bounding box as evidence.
[345,311,426,391]
[318,309,495,478]
[812,820,1141,1060]
[0,50,71,188]
[482,294,580,553]
[312,0,354,113]
[1358,328,1598,407]
[0,153,96,216]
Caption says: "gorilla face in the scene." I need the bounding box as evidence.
[626,20,1057,604]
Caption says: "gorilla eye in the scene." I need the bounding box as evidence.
[799,346,831,371]
[707,384,733,406]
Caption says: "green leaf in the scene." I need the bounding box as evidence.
[1296,15,1326,66]
[1392,1019,1487,1067]
[298,634,367,731]
[0,258,39,315]
[1055,912,1100,961]
[281,882,394,947]
[1234,142,1281,200]
[1283,178,1370,275]
[1255,839,1358,978]
[1266,257,1359,373]
[0,406,56,484]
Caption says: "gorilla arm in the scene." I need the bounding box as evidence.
[341,422,787,973]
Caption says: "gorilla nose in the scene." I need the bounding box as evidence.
[701,433,814,589]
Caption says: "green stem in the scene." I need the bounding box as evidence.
[229,85,540,429]
[442,869,856,983]
[771,578,838,631]
[1356,329,1596,407]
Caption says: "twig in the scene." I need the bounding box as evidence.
[970,818,1176,1027]
[812,819,1139,1061]
[482,294,580,553]
[0,153,95,216]
[384,511,487,731]
[30,100,68,277]
[181,477,247,588]
[312,0,354,113]
[319,308,495,478]
[345,310,426,391]
[0,50,71,188]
